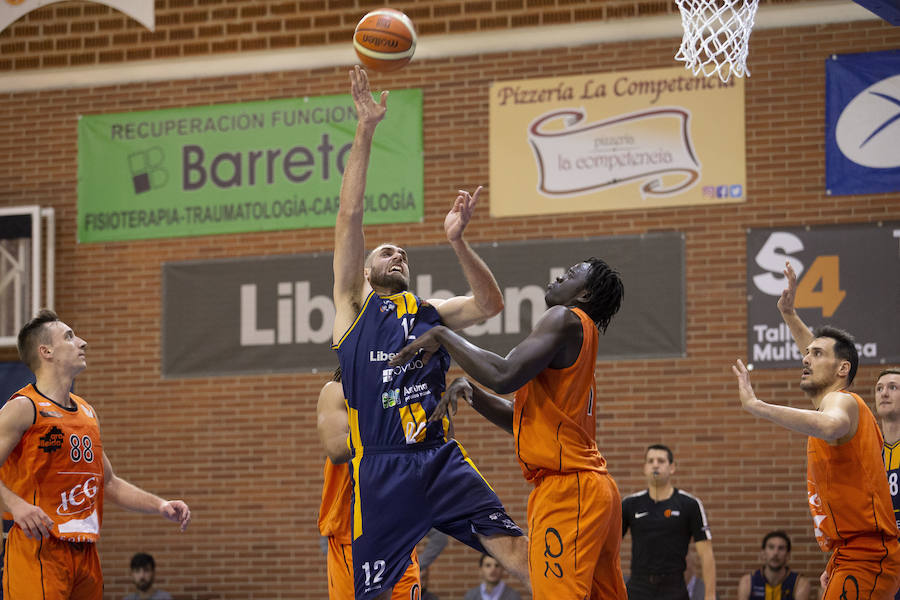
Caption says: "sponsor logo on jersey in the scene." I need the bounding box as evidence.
[39,426,64,453]
[635,511,649,519]
[382,358,424,382]
[82,406,93,418]
[40,410,64,418]
[370,350,397,362]
[38,402,52,406]
[403,382,430,401]
[57,476,100,517]
[382,388,400,409]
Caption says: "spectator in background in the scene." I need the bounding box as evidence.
[463,554,522,600]
[123,552,173,600]
[737,531,809,600]
[622,444,716,600]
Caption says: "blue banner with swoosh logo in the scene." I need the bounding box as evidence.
[825,49,900,196]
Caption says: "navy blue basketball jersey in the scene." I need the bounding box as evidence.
[334,290,451,449]
[884,441,900,531]
[749,569,798,600]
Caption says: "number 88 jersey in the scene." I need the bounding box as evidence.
[0,384,105,543]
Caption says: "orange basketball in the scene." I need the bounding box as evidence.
[353,8,417,72]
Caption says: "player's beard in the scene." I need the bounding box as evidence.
[369,269,409,294]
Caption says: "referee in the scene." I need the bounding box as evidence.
[622,444,716,600]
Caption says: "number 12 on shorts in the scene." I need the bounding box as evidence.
[362,560,386,587]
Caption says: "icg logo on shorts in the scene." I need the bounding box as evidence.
[128,146,168,194]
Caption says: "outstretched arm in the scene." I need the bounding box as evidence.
[777,261,814,352]
[391,305,579,394]
[430,187,504,330]
[317,380,351,463]
[103,452,191,531]
[432,376,514,434]
[732,359,856,441]
[333,66,388,344]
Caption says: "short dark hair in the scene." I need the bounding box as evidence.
[130,552,155,571]
[479,553,498,567]
[582,258,624,334]
[17,309,59,371]
[878,368,900,381]
[762,530,791,553]
[646,444,673,463]
[813,325,858,385]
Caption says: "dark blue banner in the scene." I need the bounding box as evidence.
[825,49,900,196]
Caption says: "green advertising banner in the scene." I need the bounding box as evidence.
[77,90,423,242]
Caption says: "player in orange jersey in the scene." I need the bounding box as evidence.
[0,310,190,600]
[316,368,425,600]
[389,257,627,600]
[732,262,900,600]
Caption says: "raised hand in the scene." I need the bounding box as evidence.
[428,376,473,425]
[776,260,799,317]
[444,186,482,243]
[349,65,387,128]
[731,359,760,412]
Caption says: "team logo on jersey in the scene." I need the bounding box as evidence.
[380,299,396,313]
[382,388,401,409]
[39,426,64,453]
[664,509,680,518]
[40,410,64,418]
[82,406,93,418]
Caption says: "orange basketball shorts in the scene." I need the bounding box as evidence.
[823,536,900,600]
[2,526,102,600]
[327,536,421,600]
[527,470,627,600]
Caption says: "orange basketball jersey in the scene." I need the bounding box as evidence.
[318,458,353,544]
[0,384,104,543]
[807,391,900,551]
[513,307,606,482]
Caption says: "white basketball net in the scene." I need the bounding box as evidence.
[674,0,759,83]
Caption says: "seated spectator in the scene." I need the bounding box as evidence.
[123,552,173,600]
[463,554,522,600]
[737,531,810,600]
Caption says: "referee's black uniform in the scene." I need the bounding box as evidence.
[622,488,711,600]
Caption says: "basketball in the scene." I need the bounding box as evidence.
[353,8,417,72]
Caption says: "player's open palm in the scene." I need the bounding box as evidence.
[350,65,387,127]
[429,376,472,424]
[777,260,798,316]
[444,186,481,243]
[732,359,759,412]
